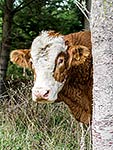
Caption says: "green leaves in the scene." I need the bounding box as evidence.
[11,0,83,49]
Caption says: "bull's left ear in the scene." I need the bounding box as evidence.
[10,49,32,69]
[68,45,90,67]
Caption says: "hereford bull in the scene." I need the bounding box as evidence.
[10,31,92,124]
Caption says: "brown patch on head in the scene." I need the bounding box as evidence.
[53,45,91,84]
[53,52,69,82]
[48,30,61,37]
[64,31,92,51]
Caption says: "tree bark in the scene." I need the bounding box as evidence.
[0,0,14,95]
[91,0,113,149]
[0,0,38,96]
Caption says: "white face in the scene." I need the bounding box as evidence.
[31,31,67,103]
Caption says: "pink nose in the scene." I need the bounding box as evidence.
[32,88,50,99]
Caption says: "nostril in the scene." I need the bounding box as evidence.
[43,90,50,97]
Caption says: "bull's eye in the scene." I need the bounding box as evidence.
[57,58,64,65]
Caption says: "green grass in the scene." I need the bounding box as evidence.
[6,62,33,80]
[0,79,92,150]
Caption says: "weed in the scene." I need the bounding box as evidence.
[0,79,92,150]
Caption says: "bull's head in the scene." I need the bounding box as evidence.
[10,31,90,103]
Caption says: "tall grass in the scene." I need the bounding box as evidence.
[0,79,92,150]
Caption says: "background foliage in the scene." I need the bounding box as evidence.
[0,0,84,49]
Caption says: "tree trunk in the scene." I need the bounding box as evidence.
[0,0,14,95]
[91,0,113,149]
[0,0,37,97]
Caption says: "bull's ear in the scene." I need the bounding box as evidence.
[10,49,32,69]
[68,45,90,67]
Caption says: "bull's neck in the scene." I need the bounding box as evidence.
[57,59,93,124]
[58,79,92,124]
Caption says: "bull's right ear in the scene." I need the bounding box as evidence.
[10,49,32,69]
[68,45,90,67]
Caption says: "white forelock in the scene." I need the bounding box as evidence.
[31,31,67,66]
[30,31,67,102]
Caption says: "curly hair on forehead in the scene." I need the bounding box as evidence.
[48,30,61,37]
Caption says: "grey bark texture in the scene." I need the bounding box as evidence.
[90,0,113,150]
